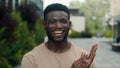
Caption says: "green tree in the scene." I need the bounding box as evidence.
[80,0,110,36]
[0,3,45,67]
[69,0,110,36]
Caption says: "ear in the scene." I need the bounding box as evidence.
[69,21,72,29]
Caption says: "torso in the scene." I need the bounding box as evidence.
[26,43,84,68]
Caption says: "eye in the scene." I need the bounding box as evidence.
[60,19,69,24]
[47,19,56,24]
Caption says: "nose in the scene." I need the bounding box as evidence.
[55,21,63,28]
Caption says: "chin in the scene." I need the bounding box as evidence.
[56,39,63,41]
[53,37,67,43]
[48,37,66,43]
[53,39,65,43]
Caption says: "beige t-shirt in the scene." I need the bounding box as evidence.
[21,43,96,68]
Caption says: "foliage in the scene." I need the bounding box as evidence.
[104,28,113,38]
[0,5,45,68]
[80,27,92,38]
[0,5,11,20]
[69,1,81,7]
[35,19,46,45]
[0,5,18,67]
[79,31,92,38]
[69,29,92,38]
[69,29,80,38]
[0,57,12,68]
[19,3,40,31]
[80,0,110,36]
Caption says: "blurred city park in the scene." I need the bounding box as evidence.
[0,0,120,68]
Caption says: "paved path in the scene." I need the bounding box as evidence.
[69,38,120,68]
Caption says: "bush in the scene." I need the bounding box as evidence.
[69,29,80,38]
[104,29,112,38]
[19,3,39,31]
[0,10,45,68]
[79,31,92,38]
[9,11,45,66]
[0,57,12,68]
[69,29,92,38]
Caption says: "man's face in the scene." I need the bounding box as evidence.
[44,11,71,43]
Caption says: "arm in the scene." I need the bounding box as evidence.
[71,44,98,68]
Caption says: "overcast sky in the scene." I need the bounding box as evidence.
[43,0,85,9]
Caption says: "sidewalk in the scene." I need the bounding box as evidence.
[70,38,120,68]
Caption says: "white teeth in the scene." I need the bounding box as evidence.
[54,31,63,33]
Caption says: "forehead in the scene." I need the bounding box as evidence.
[46,11,68,19]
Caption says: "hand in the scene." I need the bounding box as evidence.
[71,44,98,68]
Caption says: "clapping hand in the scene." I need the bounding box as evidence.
[71,44,98,68]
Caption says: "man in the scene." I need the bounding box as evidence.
[21,3,98,68]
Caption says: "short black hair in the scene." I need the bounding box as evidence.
[44,3,70,21]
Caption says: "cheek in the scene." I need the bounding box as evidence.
[46,23,55,28]
[46,25,53,32]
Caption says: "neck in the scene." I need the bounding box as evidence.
[45,40,71,53]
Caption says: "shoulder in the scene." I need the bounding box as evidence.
[22,43,45,59]
[21,43,46,67]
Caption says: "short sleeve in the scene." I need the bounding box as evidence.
[21,54,36,68]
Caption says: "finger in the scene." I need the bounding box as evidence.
[73,52,86,67]
[76,52,88,67]
[80,58,88,68]
[81,44,98,68]
[88,44,98,59]
[87,44,98,66]
[75,52,86,64]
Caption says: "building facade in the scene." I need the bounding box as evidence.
[69,7,85,32]
[0,0,43,15]
[110,0,120,43]
[110,0,120,16]
[110,0,120,51]
[70,16,85,32]
[28,0,43,15]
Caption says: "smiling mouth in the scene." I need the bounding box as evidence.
[53,30,64,37]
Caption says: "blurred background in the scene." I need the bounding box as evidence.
[0,0,120,68]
